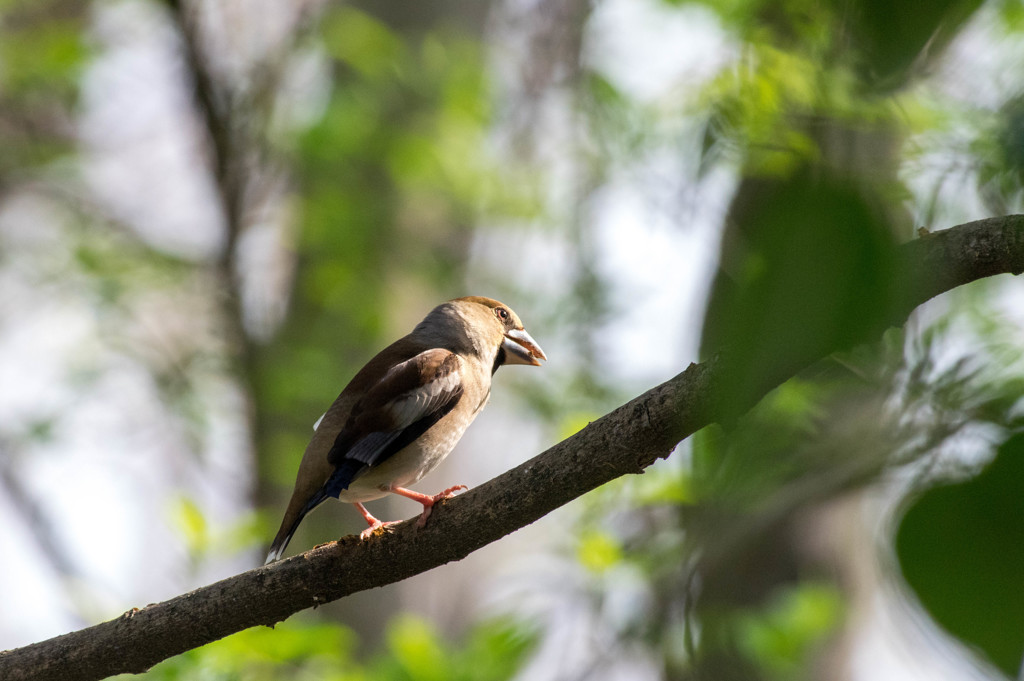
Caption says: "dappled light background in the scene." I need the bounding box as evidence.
[2,0,1024,679]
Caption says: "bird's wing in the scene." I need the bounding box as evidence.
[321,348,464,497]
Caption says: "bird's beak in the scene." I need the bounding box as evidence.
[502,328,547,366]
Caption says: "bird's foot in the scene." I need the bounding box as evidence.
[354,501,400,540]
[393,484,468,527]
[359,520,400,540]
[432,484,469,501]
[420,484,469,526]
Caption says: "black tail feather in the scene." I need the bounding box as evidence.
[323,459,365,500]
[264,489,330,564]
[265,460,367,564]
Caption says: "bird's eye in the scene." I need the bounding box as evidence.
[495,307,509,321]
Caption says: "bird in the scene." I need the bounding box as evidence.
[265,296,546,563]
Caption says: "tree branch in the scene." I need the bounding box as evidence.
[2,215,1023,681]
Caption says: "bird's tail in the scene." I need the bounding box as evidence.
[264,490,329,564]
[264,459,366,564]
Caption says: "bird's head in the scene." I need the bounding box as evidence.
[417,296,546,370]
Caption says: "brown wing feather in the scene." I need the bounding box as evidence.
[329,349,462,468]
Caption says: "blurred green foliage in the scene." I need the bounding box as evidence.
[702,167,900,415]
[577,528,625,575]
[682,0,983,90]
[898,433,1024,677]
[0,0,88,176]
[843,0,984,89]
[977,93,1024,214]
[134,615,535,681]
[737,583,844,681]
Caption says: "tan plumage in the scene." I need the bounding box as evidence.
[265,296,545,563]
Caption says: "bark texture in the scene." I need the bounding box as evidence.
[2,215,1023,681]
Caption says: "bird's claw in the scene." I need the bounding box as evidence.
[434,484,468,500]
[359,520,400,540]
[416,485,468,527]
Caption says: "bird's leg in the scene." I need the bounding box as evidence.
[354,502,400,539]
[390,485,468,527]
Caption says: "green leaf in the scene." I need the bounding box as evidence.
[168,496,208,556]
[897,433,1024,677]
[321,7,403,78]
[738,582,844,679]
[386,616,448,681]
[139,619,358,680]
[0,13,87,96]
[843,0,984,89]
[457,618,538,681]
[577,529,623,574]
[701,167,900,415]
